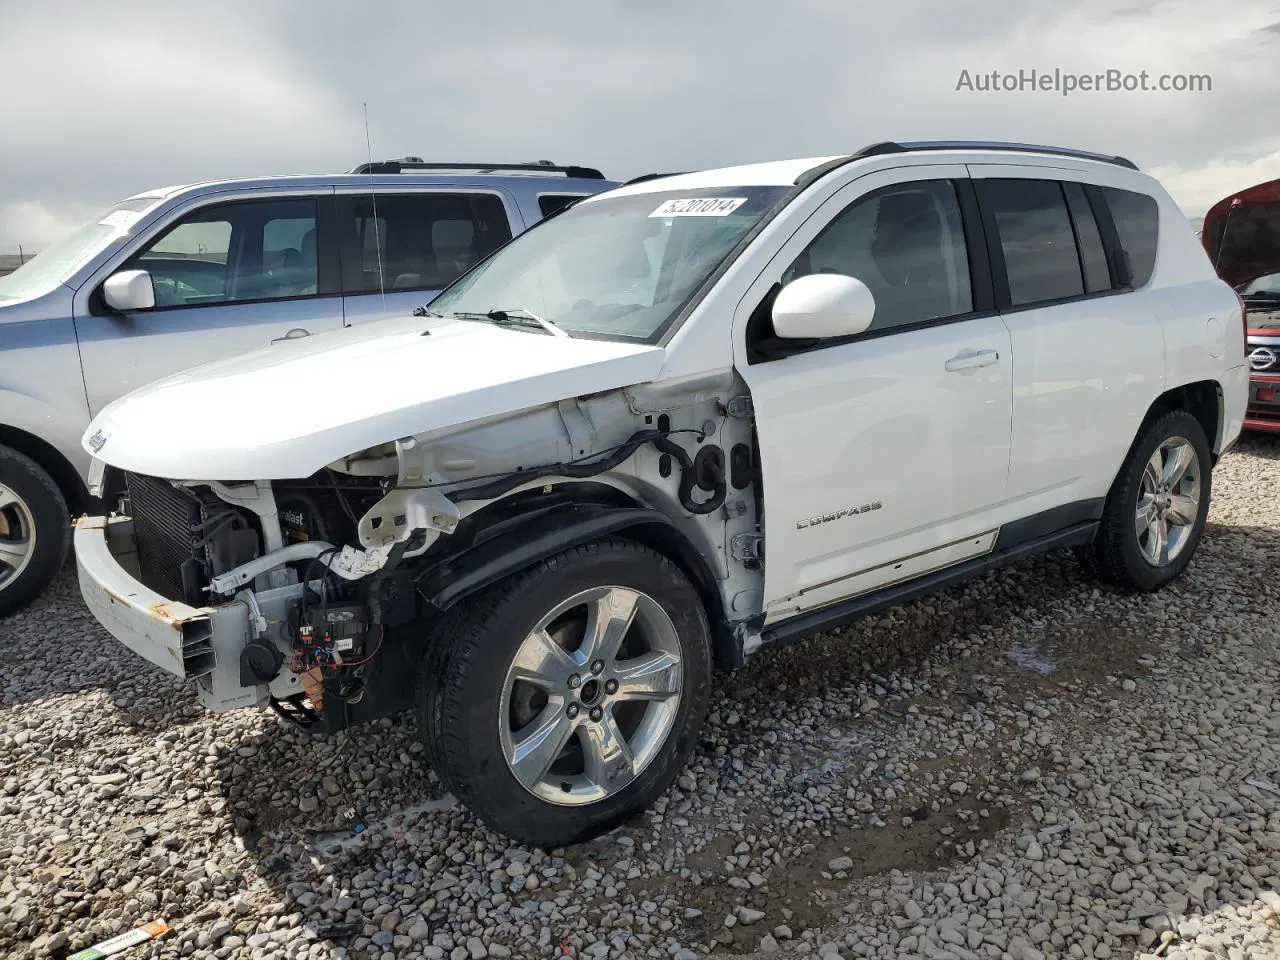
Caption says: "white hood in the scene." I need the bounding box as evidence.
[83,315,665,480]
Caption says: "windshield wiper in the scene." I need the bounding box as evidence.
[451,307,568,338]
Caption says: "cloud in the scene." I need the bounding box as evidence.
[3,0,1280,248]
[1151,150,1280,217]
[0,200,102,250]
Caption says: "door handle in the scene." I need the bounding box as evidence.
[944,349,999,373]
[271,327,311,344]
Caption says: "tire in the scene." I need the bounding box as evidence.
[0,445,71,617]
[1081,409,1211,591]
[416,537,713,847]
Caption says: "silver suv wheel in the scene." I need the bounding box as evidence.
[1135,436,1201,567]
[499,586,683,806]
[0,483,36,588]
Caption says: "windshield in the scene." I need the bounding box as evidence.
[0,197,160,301]
[1242,272,1280,297]
[428,186,789,341]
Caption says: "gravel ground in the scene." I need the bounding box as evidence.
[2,437,1278,960]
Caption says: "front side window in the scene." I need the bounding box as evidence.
[343,193,513,294]
[1102,187,1159,287]
[981,179,1084,306]
[429,186,788,341]
[131,198,318,307]
[782,179,973,333]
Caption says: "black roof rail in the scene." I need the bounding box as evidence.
[348,158,607,179]
[850,140,1139,170]
[620,172,686,186]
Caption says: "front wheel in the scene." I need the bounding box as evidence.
[417,538,713,847]
[1082,408,1212,591]
[0,445,71,617]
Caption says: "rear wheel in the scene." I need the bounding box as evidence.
[417,538,712,847]
[0,445,70,617]
[1081,409,1211,591]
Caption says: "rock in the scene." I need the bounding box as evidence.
[828,856,854,872]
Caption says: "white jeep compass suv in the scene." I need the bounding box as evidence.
[74,141,1249,846]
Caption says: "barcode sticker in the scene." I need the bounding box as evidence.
[649,197,746,218]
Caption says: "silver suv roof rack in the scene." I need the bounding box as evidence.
[348,158,607,179]
[852,140,1139,170]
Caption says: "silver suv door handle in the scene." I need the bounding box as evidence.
[271,327,311,344]
[944,349,999,373]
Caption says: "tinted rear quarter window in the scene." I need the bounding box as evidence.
[537,194,585,218]
[1102,187,1159,286]
[981,179,1084,307]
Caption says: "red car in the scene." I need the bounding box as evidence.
[1203,179,1280,432]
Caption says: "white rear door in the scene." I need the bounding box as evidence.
[967,166,1166,510]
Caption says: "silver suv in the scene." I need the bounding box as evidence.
[0,160,616,614]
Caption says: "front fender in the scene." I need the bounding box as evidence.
[412,499,739,668]
[416,503,682,610]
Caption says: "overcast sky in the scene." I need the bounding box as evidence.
[2,0,1279,250]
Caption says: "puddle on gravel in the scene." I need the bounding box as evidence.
[1007,642,1058,675]
[670,795,1013,951]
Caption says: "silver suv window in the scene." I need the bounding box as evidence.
[131,198,319,306]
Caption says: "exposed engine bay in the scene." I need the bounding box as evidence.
[110,371,764,730]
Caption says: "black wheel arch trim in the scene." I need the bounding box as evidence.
[413,501,735,666]
[0,426,92,514]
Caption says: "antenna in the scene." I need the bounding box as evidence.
[363,102,387,319]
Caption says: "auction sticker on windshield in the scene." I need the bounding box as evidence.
[650,197,747,217]
[98,210,143,229]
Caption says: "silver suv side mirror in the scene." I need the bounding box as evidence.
[772,274,875,339]
[102,269,156,312]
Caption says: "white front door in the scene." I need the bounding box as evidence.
[733,165,1013,620]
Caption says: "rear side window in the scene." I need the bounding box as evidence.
[537,194,585,218]
[342,193,512,294]
[782,179,973,333]
[1102,187,1159,287]
[1063,183,1112,293]
[980,179,1084,307]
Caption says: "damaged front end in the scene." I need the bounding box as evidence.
[76,371,763,732]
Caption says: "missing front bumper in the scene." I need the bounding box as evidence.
[74,515,265,711]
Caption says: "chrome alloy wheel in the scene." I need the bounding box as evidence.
[0,483,36,588]
[1135,436,1201,567]
[498,586,683,806]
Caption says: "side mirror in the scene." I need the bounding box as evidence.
[772,274,875,339]
[102,269,156,312]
